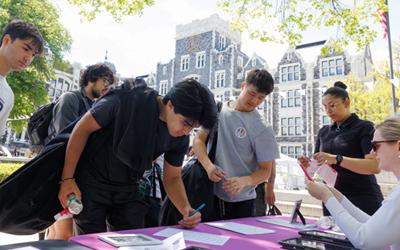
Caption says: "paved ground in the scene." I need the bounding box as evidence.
[0,233,38,245]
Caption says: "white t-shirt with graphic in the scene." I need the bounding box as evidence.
[0,76,14,137]
[214,102,279,202]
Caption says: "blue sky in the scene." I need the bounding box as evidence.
[52,0,400,78]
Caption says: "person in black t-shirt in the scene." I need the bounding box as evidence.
[58,79,217,235]
[299,81,383,215]
[46,63,114,240]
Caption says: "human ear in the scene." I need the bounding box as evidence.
[344,98,350,108]
[1,34,11,47]
[166,100,174,112]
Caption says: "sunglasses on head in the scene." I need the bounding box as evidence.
[371,140,398,152]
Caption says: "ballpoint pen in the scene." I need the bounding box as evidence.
[189,203,206,217]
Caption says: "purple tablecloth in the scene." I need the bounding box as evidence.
[70,216,316,249]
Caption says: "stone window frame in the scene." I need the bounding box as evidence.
[196,51,206,69]
[280,145,302,158]
[280,63,300,83]
[159,80,168,95]
[180,55,190,71]
[281,117,302,136]
[215,70,226,88]
[281,89,301,108]
[219,35,226,49]
[218,54,224,65]
[320,56,344,77]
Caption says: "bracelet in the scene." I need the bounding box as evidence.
[59,177,75,184]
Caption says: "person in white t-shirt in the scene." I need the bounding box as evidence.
[0,20,44,138]
[306,116,400,250]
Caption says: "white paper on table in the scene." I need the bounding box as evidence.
[120,232,186,250]
[308,160,337,186]
[154,228,230,246]
[205,222,274,235]
[257,218,316,230]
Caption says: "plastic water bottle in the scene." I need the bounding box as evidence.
[54,193,83,221]
[67,193,83,215]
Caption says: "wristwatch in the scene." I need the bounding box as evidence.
[336,154,343,166]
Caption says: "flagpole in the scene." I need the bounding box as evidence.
[385,0,396,113]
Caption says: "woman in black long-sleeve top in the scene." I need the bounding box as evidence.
[299,81,383,215]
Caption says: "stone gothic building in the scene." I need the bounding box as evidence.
[154,14,373,159]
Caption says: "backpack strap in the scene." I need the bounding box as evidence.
[207,101,222,162]
[148,161,165,200]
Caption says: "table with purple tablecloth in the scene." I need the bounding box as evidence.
[70,215,316,250]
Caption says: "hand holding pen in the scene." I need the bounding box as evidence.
[178,203,205,229]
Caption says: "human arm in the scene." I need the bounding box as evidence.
[264,161,276,206]
[193,128,225,182]
[313,122,379,174]
[58,112,101,208]
[52,92,81,133]
[223,160,273,195]
[312,152,380,174]
[324,191,399,250]
[162,160,201,228]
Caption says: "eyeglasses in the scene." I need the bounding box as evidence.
[102,78,111,87]
[371,140,398,152]
[182,119,196,129]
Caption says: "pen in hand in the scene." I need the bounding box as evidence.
[189,203,206,217]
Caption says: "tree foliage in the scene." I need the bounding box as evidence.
[346,63,400,124]
[0,0,72,131]
[67,0,155,22]
[218,0,387,54]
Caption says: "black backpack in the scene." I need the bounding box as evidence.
[27,91,84,146]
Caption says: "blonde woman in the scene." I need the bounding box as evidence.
[307,116,400,250]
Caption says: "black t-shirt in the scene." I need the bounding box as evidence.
[315,113,382,196]
[77,94,188,190]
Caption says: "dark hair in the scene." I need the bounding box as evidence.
[0,20,44,54]
[323,81,349,100]
[245,69,274,95]
[163,79,217,130]
[79,63,115,88]
[122,78,146,88]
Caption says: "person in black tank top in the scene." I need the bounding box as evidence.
[299,81,383,215]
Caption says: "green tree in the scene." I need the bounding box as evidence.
[218,0,387,54]
[66,0,388,54]
[67,0,154,22]
[346,63,400,124]
[0,0,72,131]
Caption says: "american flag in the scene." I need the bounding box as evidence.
[377,8,388,39]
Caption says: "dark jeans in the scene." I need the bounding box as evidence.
[215,196,255,220]
[74,185,147,235]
